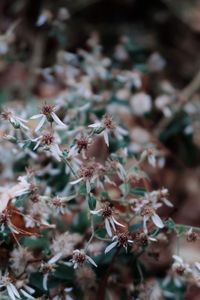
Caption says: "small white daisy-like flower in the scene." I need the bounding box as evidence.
[71,249,97,269]
[105,232,133,254]
[33,132,62,162]
[70,161,98,193]
[141,147,164,168]
[149,188,173,208]
[30,103,67,132]
[88,114,128,147]
[91,204,125,237]
[172,255,192,277]
[40,253,62,291]
[1,110,28,130]
[140,206,164,234]
[0,271,21,300]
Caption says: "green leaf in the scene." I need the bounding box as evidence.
[129,222,143,232]
[21,236,49,250]
[54,264,74,281]
[120,183,130,197]
[88,195,96,210]
[165,218,175,231]
[130,187,146,196]
[15,193,30,207]
[94,228,107,238]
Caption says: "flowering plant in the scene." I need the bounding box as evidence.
[1,2,200,299]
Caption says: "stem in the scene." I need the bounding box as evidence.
[97,247,121,300]
[84,216,95,251]
[63,159,78,178]
[175,223,200,232]
[136,261,144,283]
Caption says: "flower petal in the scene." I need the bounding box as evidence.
[86,180,91,194]
[172,255,183,264]
[105,218,112,237]
[43,274,48,291]
[103,130,109,147]
[7,285,17,300]
[48,252,62,264]
[51,112,67,127]
[20,289,35,299]
[112,216,125,227]
[35,116,46,132]
[105,241,118,254]
[9,283,21,298]
[86,255,97,267]
[70,178,83,185]
[30,114,43,119]
[88,122,101,128]
[151,213,164,228]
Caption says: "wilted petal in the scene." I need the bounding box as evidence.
[105,241,118,254]
[151,213,164,228]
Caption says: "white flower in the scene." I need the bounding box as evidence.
[89,114,128,147]
[141,206,164,234]
[40,253,62,290]
[130,92,152,116]
[149,188,173,208]
[105,232,133,254]
[1,110,28,130]
[91,204,125,237]
[30,103,67,132]
[70,161,98,193]
[0,271,21,300]
[141,147,164,168]
[172,255,192,276]
[33,132,62,162]
[71,249,97,269]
